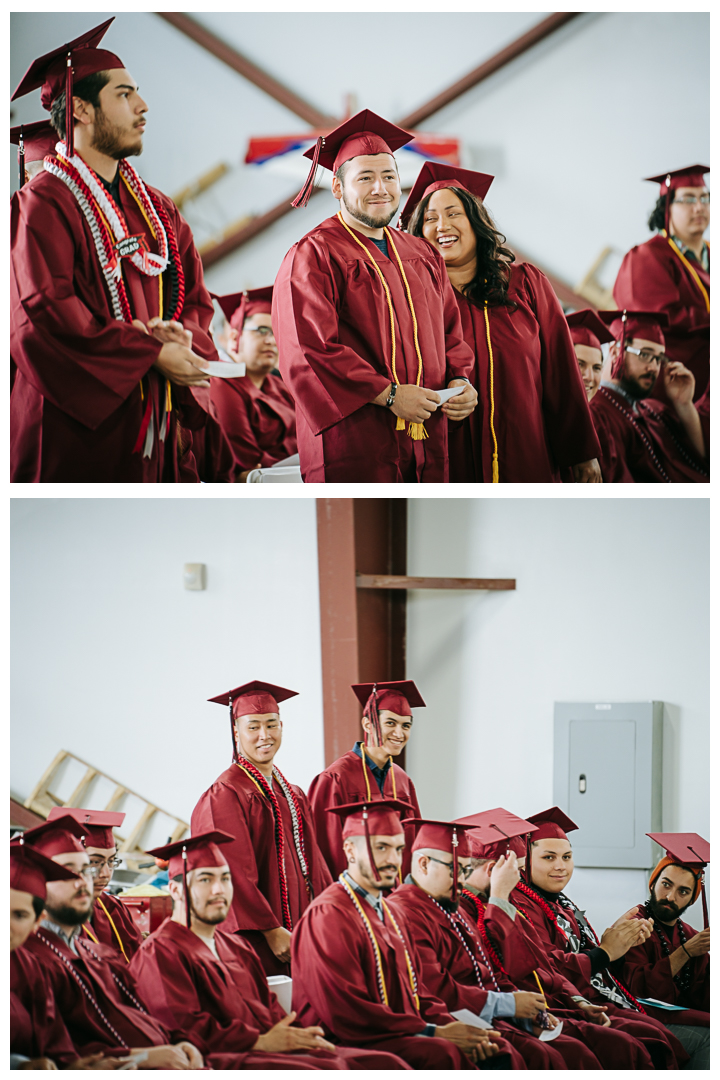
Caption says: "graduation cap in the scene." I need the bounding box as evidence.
[20,814,88,858]
[399,160,495,231]
[454,808,538,862]
[208,680,298,762]
[292,109,414,208]
[648,832,710,927]
[351,680,425,748]
[212,287,274,332]
[524,807,578,887]
[405,817,477,902]
[327,798,414,884]
[11,18,124,159]
[10,839,80,900]
[597,310,669,378]
[10,120,58,189]
[146,830,235,930]
[645,166,710,236]
[47,807,125,850]
[566,309,616,352]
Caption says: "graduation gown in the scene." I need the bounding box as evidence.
[308,749,421,881]
[590,386,709,483]
[451,265,601,483]
[81,891,144,962]
[191,762,332,974]
[273,216,475,483]
[10,167,216,483]
[620,915,710,1021]
[187,388,238,482]
[129,916,410,1070]
[613,235,710,399]
[11,946,78,1066]
[210,372,298,471]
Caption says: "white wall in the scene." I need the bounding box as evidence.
[406,497,709,932]
[10,498,324,843]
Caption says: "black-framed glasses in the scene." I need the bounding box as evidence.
[88,857,122,872]
[426,855,473,879]
[625,345,667,366]
[244,326,276,339]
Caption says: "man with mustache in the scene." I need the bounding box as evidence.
[309,681,423,880]
[130,830,410,1070]
[11,18,220,483]
[273,110,477,483]
[589,310,709,482]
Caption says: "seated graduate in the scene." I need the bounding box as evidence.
[192,681,332,976]
[510,807,689,1068]
[590,310,708,482]
[130,830,408,1070]
[18,816,205,1069]
[566,310,615,403]
[308,680,423,880]
[47,807,143,962]
[387,817,608,1069]
[210,289,297,479]
[619,832,709,1066]
[291,799,512,1069]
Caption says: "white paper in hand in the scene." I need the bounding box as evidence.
[435,384,466,405]
[267,975,293,1014]
[539,1019,563,1042]
[451,1008,493,1030]
[205,360,246,378]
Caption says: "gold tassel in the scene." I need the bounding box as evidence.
[396,417,406,431]
[492,454,499,483]
[408,422,429,441]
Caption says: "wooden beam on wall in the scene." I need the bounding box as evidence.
[356,574,516,591]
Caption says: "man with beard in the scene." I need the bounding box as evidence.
[11,18,220,483]
[273,110,477,482]
[130,830,410,1070]
[309,681,423,880]
[619,833,710,1067]
[18,815,206,1068]
[590,310,708,482]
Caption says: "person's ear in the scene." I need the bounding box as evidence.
[331,175,343,202]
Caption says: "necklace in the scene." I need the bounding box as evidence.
[427,892,499,991]
[460,889,511,979]
[644,902,692,995]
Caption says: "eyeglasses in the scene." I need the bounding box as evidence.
[88,857,123,872]
[625,346,667,366]
[245,326,276,339]
[674,195,710,206]
[426,855,473,879]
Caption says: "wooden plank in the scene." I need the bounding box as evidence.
[356,574,516,591]
[65,768,98,809]
[24,750,68,810]
[119,804,158,855]
[104,786,129,812]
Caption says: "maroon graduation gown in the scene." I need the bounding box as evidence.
[211,372,298,471]
[308,749,421,881]
[590,386,709,483]
[10,167,216,482]
[613,235,710,399]
[11,946,78,1066]
[191,762,332,974]
[129,916,409,1069]
[81,891,144,962]
[273,216,475,483]
[187,387,238,482]
[451,265,601,483]
[621,914,710,1021]
[291,879,497,1068]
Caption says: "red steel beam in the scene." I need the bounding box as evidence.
[156,12,337,129]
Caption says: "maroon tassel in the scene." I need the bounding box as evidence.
[451,829,459,904]
[525,833,532,886]
[611,310,628,380]
[65,52,74,157]
[363,805,382,885]
[291,136,323,208]
[229,697,237,762]
[664,173,672,238]
[182,846,190,929]
[18,127,25,189]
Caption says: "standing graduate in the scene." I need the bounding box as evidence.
[273,110,477,483]
[210,288,297,477]
[10,19,219,483]
[308,680,423,880]
[10,120,59,186]
[614,166,710,400]
[191,681,332,975]
[402,161,601,483]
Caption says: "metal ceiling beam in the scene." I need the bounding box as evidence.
[156,12,337,129]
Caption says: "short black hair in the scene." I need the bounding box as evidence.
[50,70,112,139]
[648,192,674,232]
[32,895,45,919]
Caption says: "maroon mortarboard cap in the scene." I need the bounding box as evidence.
[10,120,57,161]
[598,309,668,378]
[11,19,124,160]
[566,309,616,352]
[351,680,425,716]
[405,818,474,858]
[645,165,710,196]
[292,109,414,208]
[146,830,235,879]
[526,807,579,842]
[20,814,88,858]
[327,799,414,839]
[10,840,80,899]
[455,808,538,861]
[231,287,273,332]
[399,160,494,230]
[647,833,709,869]
[211,291,245,324]
[209,680,298,762]
[48,807,125,849]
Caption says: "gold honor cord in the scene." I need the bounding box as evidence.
[360,743,398,800]
[336,213,428,440]
[96,897,131,964]
[382,901,421,1012]
[662,231,710,312]
[483,302,499,483]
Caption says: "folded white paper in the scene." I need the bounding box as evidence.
[451,1008,493,1030]
[267,974,293,1014]
[435,384,466,404]
[539,1019,563,1042]
[206,360,246,378]
[271,453,300,467]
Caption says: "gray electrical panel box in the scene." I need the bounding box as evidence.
[553,701,663,869]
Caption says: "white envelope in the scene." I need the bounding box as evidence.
[434,384,466,404]
[205,360,246,378]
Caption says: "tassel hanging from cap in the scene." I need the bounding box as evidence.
[18,127,25,189]
[229,696,237,762]
[664,173,672,237]
[65,52,74,159]
[611,310,628,380]
[182,846,190,929]
[451,829,459,904]
[365,684,384,748]
[363,805,383,886]
[291,136,324,208]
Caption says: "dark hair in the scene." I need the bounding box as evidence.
[408,186,516,310]
[50,70,112,139]
[32,895,45,918]
[648,191,673,232]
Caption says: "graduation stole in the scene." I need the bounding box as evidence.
[661,231,710,313]
[643,902,693,994]
[339,873,420,1012]
[336,213,429,441]
[461,888,512,980]
[234,758,312,930]
[82,896,131,964]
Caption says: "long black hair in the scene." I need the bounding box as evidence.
[648,192,674,233]
[407,186,516,310]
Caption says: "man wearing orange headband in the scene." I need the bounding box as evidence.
[273,110,477,483]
